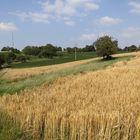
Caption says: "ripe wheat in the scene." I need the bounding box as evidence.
[0,52,139,140]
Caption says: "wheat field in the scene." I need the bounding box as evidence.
[2,57,99,80]
[2,52,135,81]
[0,52,140,140]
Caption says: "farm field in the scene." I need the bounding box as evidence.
[0,53,134,95]
[10,52,97,68]
[0,52,139,139]
[1,0,140,139]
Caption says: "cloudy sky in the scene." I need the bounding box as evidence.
[0,0,140,49]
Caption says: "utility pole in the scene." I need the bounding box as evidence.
[75,44,77,61]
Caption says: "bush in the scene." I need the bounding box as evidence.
[0,54,5,69]
[0,51,16,68]
[16,55,27,63]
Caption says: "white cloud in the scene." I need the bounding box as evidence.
[28,12,49,23]
[12,0,99,25]
[129,2,140,14]
[40,0,99,16]
[65,20,75,26]
[41,0,77,16]
[11,12,49,23]
[80,33,96,41]
[98,16,123,26]
[85,2,99,11]
[0,22,17,31]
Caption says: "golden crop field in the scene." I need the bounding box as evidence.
[2,57,98,80]
[3,52,136,81]
[0,52,140,140]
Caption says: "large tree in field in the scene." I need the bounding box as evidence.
[95,35,118,60]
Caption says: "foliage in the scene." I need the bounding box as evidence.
[123,45,138,52]
[82,44,96,52]
[117,47,123,52]
[56,46,62,52]
[22,44,62,58]
[95,35,118,59]
[16,54,27,63]
[0,54,5,69]
[0,51,16,68]
[22,46,41,56]
[65,44,96,53]
[5,52,16,64]
[0,40,139,68]
[38,44,57,58]
[1,46,20,54]
[66,47,75,53]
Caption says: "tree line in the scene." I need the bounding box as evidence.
[0,43,97,68]
[0,35,139,68]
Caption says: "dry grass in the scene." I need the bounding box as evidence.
[3,52,136,81]
[0,52,140,139]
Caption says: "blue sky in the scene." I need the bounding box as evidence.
[0,0,140,50]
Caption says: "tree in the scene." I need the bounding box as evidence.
[0,51,16,65]
[6,52,16,64]
[95,35,117,60]
[0,53,5,69]
[39,44,57,58]
[1,46,20,54]
[22,46,41,56]
[56,46,62,52]
[66,47,75,53]
[123,45,137,52]
[16,55,27,63]
[82,44,96,52]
